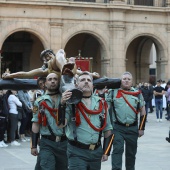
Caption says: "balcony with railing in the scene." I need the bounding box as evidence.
[70,0,169,7]
[126,0,167,7]
[0,0,169,7]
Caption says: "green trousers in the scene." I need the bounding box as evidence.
[35,137,68,170]
[67,143,103,170]
[111,124,138,170]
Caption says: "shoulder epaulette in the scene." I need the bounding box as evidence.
[36,96,44,103]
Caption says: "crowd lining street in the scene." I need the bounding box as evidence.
[0,110,170,170]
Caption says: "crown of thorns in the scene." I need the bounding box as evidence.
[40,49,55,59]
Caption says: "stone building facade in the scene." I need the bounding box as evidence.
[0,0,170,84]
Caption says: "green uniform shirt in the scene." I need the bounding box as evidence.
[65,95,112,145]
[93,89,108,99]
[32,94,64,136]
[106,87,145,124]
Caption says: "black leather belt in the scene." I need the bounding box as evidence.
[42,135,67,142]
[68,140,101,150]
[115,121,137,127]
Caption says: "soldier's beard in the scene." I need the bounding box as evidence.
[48,87,59,93]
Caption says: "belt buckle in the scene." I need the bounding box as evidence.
[89,144,95,150]
[126,123,130,127]
[56,136,61,142]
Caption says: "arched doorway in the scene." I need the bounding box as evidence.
[1,31,44,76]
[64,33,102,75]
[126,36,166,85]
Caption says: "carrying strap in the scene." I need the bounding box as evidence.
[71,100,105,143]
[40,102,64,137]
[47,114,65,137]
[47,121,56,137]
[71,104,77,141]
[109,90,118,123]
[98,100,105,144]
[110,90,140,123]
[121,93,140,115]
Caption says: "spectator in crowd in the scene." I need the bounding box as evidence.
[34,77,46,100]
[18,90,32,142]
[28,90,35,106]
[153,80,165,122]
[7,90,22,146]
[148,83,154,113]
[141,82,153,121]
[134,83,140,90]
[164,82,169,117]
[165,81,170,121]
[0,90,8,147]
[161,80,167,110]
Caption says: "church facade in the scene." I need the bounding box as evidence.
[0,0,170,84]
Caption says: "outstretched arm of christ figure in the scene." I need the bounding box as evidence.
[2,49,65,79]
[2,68,48,79]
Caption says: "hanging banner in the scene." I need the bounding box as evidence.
[75,59,91,72]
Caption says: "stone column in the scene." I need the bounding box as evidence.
[166,0,170,7]
[108,20,125,78]
[140,63,150,82]
[101,58,110,76]
[155,61,161,80]
[134,62,140,84]
[166,24,170,81]
[49,19,63,53]
[153,0,159,7]
[160,60,168,81]
[130,0,134,5]
[155,60,167,81]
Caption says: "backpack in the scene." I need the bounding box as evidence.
[2,94,9,116]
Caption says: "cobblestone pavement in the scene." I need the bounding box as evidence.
[0,111,170,170]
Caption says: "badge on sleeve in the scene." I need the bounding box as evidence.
[33,106,38,113]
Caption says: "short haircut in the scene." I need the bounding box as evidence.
[37,77,46,87]
[121,72,133,79]
[77,71,93,81]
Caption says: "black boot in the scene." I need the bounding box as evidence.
[165,128,170,143]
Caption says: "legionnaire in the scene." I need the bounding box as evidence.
[31,73,68,170]
[60,71,114,170]
[106,72,146,170]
